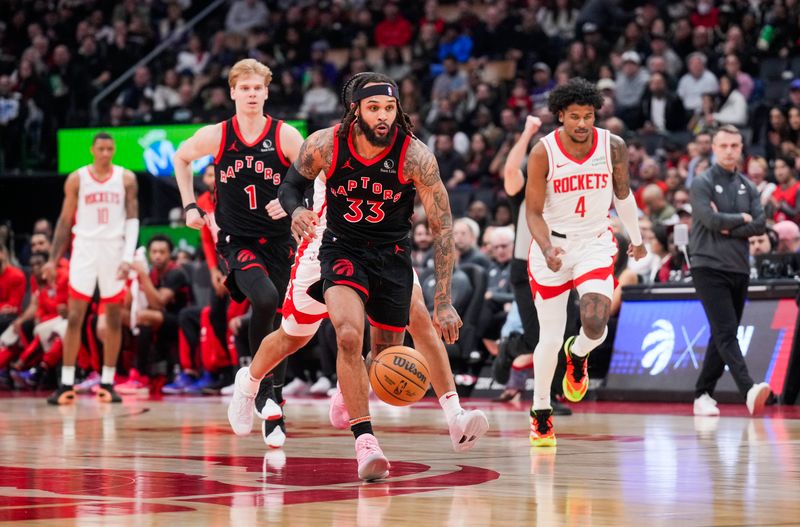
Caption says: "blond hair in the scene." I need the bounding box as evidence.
[228,59,272,88]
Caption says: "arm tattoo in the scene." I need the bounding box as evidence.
[609,134,631,199]
[294,128,334,179]
[407,141,454,308]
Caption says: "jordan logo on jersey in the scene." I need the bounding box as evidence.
[228,141,239,152]
[341,158,354,170]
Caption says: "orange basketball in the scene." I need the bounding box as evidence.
[368,346,431,406]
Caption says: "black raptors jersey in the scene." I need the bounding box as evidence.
[214,114,291,238]
[325,123,415,243]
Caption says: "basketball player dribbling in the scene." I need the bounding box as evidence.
[174,59,304,446]
[46,132,139,405]
[230,72,462,481]
[227,73,488,456]
[525,79,647,446]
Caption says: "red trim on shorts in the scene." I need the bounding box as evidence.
[333,279,369,297]
[527,260,614,300]
[347,122,397,166]
[214,121,227,165]
[397,135,412,184]
[241,263,268,274]
[274,120,291,167]
[554,127,598,165]
[367,316,405,333]
[100,289,126,305]
[232,114,272,148]
[68,285,93,302]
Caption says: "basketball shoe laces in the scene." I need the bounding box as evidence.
[235,389,256,423]
[570,353,587,383]
[532,410,552,436]
[356,434,383,463]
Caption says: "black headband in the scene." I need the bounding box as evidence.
[352,83,398,103]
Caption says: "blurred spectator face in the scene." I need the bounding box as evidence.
[134,67,151,87]
[18,60,33,80]
[695,133,712,156]
[0,75,10,95]
[179,83,193,105]
[643,184,666,212]
[692,26,709,49]
[384,3,399,19]
[719,75,734,97]
[747,158,767,184]
[202,164,215,191]
[31,219,51,240]
[665,168,682,190]
[789,107,800,131]
[724,54,741,76]
[30,233,51,255]
[774,221,800,253]
[491,230,514,264]
[622,59,639,77]
[470,133,487,153]
[80,35,97,56]
[467,200,489,224]
[648,73,667,97]
[673,189,690,209]
[413,223,432,251]
[167,3,182,21]
[641,159,661,181]
[435,134,454,153]
[770,107,787,130]
[568,42,585,63]
[444,57,458,75]
[175,249,193,267]
[687,55,706,77]
[647,56,667,76]
[494,204,512,225]
[53,45,69,67]
[749,233,772,256]
[695,158,710,174]
[774,157,794,184]
[29,253,47,281]
[603,117,625,136]
[148,240,172,270]
[640,216,654,246]
[453,221,477,252]
[501,109,518,130]
[628,143,645,164]
[163,69,179,88]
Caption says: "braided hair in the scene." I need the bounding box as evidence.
[338,72,414,140]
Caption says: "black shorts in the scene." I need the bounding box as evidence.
[311,230,413,332]
[216,231,296,303]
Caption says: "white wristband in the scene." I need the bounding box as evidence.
[123,218,140,263]
[613,193,643,246]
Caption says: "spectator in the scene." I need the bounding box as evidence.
[0,243,25,336]
[431,55,468,103]
[772,221,800,254]
[530,63,556,112]
[538,0,579,41]
[453,217,491,270]
[637,72,688,134]
[0,75,23,169]
[642,184,678,224]
[746,156,777,208]
[433,134,467,189]
[722,53,754,101]
[686,132,714,187]
[374,3,413,48]
[152,69,181,112]
[614,51,650,128]
[648,32,682,80]
[710,74,748,128]
[176,35,209,77]
[158,2,186,42]
[677,52,719,114]
[411,221,433,272]
[116,66,154,119]
[377,46,411,81]
[477,226,515,357]
[437,24,473,64]
[297,68,338,123]
[225,0,269,36]
[472,5,513,60]
[769,156,800,223]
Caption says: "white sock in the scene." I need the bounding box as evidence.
[101,366,116,385]
[61,366,76,386]
[241,366,261,396]
[439,391,463,423]
[532,291,570,410]
[571,326,608,357]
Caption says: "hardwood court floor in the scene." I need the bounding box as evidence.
[1,394,799,526]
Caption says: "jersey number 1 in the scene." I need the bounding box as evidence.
[575,196,586,218]
[244,185,257,210]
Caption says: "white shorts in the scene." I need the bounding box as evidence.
[33,317,67,351]
[69,237,125,303]
[528,228,617,300]
[281,234,421,338]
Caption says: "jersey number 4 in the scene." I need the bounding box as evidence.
[343,198,385,223]
[575,196,586,218]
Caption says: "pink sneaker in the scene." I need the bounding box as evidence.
[355,433,389,481]
[75,372,100,394]
[329,385,350,430]
[115,369,150,396]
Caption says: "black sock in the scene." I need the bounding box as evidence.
[275,384,283,405]
[350,418,373,439]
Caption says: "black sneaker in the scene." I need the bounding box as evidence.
[47,384,76,405]
[551,398,573,416]
[201,368,234,395]
[255,375,281,419]
[262,415,286,448]
[97,383,123,403]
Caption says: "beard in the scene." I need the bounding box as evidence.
[357,118,394,147]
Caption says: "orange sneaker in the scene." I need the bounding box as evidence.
[562,336,589,402]
[529,408,556,447]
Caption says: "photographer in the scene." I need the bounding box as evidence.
[689,125,771,416]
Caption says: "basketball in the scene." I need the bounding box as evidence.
[368,346,431,406]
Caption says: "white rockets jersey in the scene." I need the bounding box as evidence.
[539,127,613,236]
[72,165,127,240]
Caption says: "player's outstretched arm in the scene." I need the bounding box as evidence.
[406,139,462,344]
[609,134,647,261]
[525,142,563,272]
[503,115,541,197]
[45,172,79,281]
[173,124,220,230]
[278,127,334,243]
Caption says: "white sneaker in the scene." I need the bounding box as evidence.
[220,383,235,396]
[309,376,332,395]
[693,393,720,416]
[282,377,310,396]
[448,409,490,452]
[746,382,771,416]
[227,367,256,435]
[263,417,286,448]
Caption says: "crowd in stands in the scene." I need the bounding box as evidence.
[3,0,800,396]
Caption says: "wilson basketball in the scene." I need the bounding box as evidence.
[369,346,431,406]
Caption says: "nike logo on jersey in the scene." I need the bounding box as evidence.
[556,162,571,169]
